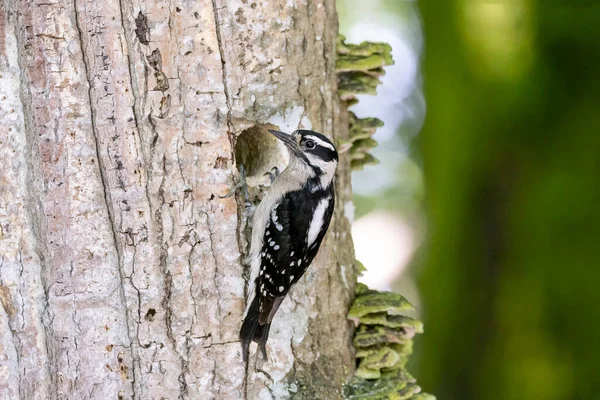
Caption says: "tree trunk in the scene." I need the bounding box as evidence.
[0,0,355,398]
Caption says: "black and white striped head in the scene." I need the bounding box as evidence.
[269,129,338,189]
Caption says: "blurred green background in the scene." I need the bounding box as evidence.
[338,0,600,399]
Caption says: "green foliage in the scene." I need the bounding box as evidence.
[416,1,600,399]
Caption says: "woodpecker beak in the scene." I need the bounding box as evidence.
[269,129,303,156]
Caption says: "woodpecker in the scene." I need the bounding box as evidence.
[240,129,338,361]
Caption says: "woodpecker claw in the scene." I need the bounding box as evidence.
[244,203,256,218]
[263,166,280,184]
[219,164,250,202]
[218,182,243,199]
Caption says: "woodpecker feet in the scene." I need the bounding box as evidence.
[263,166,280,184]
[219,164,278,219]
[219,164,250,203]
[244,203,256,219]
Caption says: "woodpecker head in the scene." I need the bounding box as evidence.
[269,129,338,189]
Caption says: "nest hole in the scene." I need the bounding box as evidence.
[235,124,288,203]
[235,124,285,178]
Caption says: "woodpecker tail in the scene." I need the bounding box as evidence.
[240,293,272,361]
[240,288,288,361]
[240,292,260,361]
[254,323,272,360]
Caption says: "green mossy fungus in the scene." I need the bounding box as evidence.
[343,284,435,399]
[336,35,392,170]
[336,36,434,399]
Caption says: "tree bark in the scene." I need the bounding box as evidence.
[0,0,355,399]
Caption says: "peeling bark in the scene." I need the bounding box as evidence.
[0,0,355,398]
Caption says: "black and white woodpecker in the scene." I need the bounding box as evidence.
[240,129,338,361]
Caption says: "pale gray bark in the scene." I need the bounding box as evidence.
[0,0,355,399]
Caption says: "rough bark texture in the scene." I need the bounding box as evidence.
[0,0,355,399]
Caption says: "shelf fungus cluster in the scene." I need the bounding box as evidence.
[336,35,393,171]
[343,284,435,400]
[337,35,432,399]
[336,35,393,105]
[346,112,384,171]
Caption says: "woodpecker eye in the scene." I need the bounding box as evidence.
[303,140,316,149]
